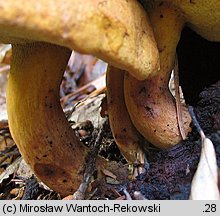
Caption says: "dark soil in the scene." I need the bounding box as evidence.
[128,81,220,200]
[79,81,219,200]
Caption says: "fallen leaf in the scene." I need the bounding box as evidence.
[0,44,11,63]
[102,169,117,179]
[190,137,220,200]
[16,158,34,179]
[106,177,120,185]
[116,195,126,200]
[13,187,25,200]
[0,157,22,183]
[133,191,148,200]
[62,195,74,200]
[68,94,106,130]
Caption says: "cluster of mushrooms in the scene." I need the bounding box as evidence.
[0,0,219,196]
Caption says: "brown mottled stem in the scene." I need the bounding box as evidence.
[107,66,145,163]
[124,4,191,148]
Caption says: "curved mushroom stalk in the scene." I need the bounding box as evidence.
[7,42,107,196]
[107,66,145,163]
[124,3,191,148]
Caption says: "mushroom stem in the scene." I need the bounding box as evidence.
[7,42,106,195]
[106,66,145,163]
[124,4,191,148]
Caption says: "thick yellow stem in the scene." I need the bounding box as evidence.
[7,42,106,195]
[107,66,144,163]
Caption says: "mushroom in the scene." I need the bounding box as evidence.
[124,0,220,148]
[107,66,144,164]
[106,8,158,163]
[0,0,159,195]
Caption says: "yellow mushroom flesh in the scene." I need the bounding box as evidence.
[0,0,159,80]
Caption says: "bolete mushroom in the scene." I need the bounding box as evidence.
[124,0,220,148]
[0,0,159,195]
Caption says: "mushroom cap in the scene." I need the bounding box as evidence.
[148,0,220,41]
[174,0,220,41]
[0,0,159,80]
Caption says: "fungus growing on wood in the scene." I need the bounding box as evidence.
[124,0,220,148]
[0,0,159,195]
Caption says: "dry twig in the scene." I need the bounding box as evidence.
[174,54,186,140]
